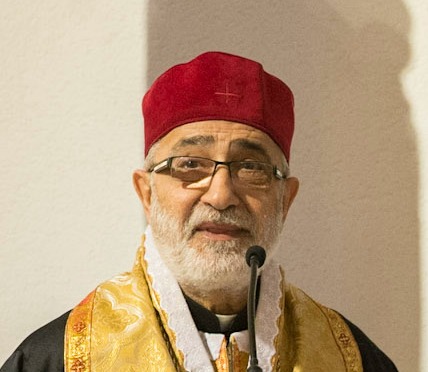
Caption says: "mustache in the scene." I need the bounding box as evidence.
[184,205,254,236]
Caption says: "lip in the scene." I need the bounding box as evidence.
[194,222,250,241]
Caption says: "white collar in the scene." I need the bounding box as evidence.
[144,225,283,371]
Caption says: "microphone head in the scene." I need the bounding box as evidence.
[245,246,266,268]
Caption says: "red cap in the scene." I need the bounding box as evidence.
[142,52,294,161]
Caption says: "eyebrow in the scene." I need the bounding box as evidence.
[230,139,271,161]
[170,135,272,162]
[171,135,215,151]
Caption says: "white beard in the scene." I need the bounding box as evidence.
[149,188,284,294]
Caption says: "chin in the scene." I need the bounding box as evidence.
[157,240,251,292]
[177,262,249,293]
[160,238,281,295]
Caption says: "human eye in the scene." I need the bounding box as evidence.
[235,161,271,186]
[175,157,206,169]
[171,157,212,181]
[240,161,265,170]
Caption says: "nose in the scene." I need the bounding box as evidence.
[199,166,240,210]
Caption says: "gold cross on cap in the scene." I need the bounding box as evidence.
[215,82,241,103]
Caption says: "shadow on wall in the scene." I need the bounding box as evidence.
[145,1,417,371]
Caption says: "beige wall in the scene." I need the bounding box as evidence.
[1,1,426,371]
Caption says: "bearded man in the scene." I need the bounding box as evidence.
[1,52,397,372]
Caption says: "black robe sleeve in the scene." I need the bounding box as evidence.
[0,311,70,372]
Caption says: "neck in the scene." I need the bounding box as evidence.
[180,283,248,315]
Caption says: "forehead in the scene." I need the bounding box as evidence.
[155,120,285,162]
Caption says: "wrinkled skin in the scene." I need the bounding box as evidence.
[133,121,299,314]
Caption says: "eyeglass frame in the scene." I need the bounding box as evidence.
[148,156,290,186]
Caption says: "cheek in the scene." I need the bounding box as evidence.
[244,190,283,220]
[154,180,201,220]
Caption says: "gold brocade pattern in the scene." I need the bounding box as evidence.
[65,244,179,372]
[139,247,186,370]
[323,308,364,372]
[272,267,294,372]
[279,283,363,372]
[214,337,249,372]
[65,236,363,371]
[65,291,95,372]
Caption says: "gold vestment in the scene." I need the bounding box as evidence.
[65,229,362,371]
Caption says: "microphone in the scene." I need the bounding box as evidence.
[245,245,266,268]
[245,246,266,372]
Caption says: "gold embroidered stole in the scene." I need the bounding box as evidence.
[65,244,181,371]
[64,237,363,371]
[274,281,363,371]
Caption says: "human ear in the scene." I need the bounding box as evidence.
[133,170,152,223]
[281,177,299,222]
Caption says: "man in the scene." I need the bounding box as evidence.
[1,52,397,371]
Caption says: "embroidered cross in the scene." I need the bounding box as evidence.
[71,359,86,372]
[338,332,351,346]
[215,83,241,103]
[73,321,86,333]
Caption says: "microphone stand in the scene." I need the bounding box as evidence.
[246,246,266,372]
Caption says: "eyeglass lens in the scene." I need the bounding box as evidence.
[170,157,272,187]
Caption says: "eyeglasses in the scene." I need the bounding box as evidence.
[149,156,289,188]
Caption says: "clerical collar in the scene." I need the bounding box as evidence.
[182,279,261,338]
[216,314,237,332]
